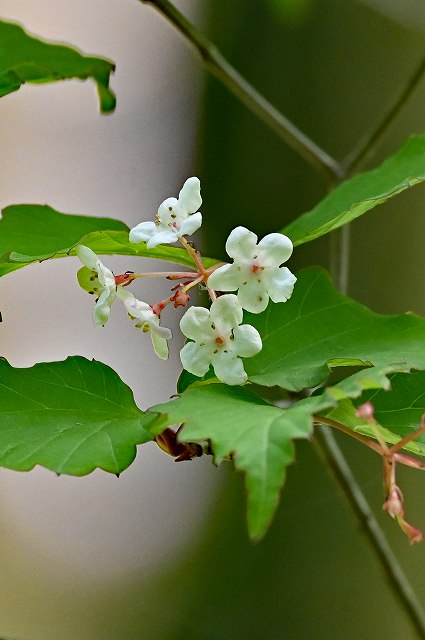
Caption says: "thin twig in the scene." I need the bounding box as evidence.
[139,0,344,183]
[315,426,425,638]
[343,53,425,173]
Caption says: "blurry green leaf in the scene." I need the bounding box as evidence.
[266,0,314,23]
[0,20,116,112]
[0,204,218,276]
[283,136,425,245]
[0,356,156,475]
[150,384,314,540]
[244,267,425,390]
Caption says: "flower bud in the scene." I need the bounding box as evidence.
[397,517,423,545]
[172,289,190,308]
[355,401,375,421]
[383,488,404,518]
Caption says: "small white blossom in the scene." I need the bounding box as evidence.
[207,226,296,313]
[129,177,202,248]
[76,245,122,327]
[122,291,172,360]
[180,294,262,386]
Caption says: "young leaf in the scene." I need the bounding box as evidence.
[244,267,425,390]
[322,398,425,458]
[150,384,315,541]
[0,204,217,277]
[283,136,425,246]
[0,20,116,112]
[351,370,425,454]
[0,356,157,475]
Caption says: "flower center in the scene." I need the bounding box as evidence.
[251,263,263,274]
[215,336,225,345]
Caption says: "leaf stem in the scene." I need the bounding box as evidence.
[132,270,199,279]
[314,425,425,638]
[138,0,344,183]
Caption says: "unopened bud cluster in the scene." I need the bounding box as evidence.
[76,177,296,385]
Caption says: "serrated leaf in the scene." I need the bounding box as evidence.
[150,384,315,540]
[0,20,116,112]
[323,398,425,457]
[356,370,425,454]
[244,267,425,390]
[153,364,410,540]
[0,356,156,475]
[283,136,425,246]
[0,204,218,277]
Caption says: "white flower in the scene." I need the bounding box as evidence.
[76,246,171,358]
[76,245,122,327]
[129,177,202,248]
[180,294,262,386]
[122,291,172,360]
[207,226,296,313]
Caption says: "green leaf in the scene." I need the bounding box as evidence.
[154,364,410,540]
[283,136,425,246]
[0,356,156,475]
[0,204,218,277]
[355,370,425,454]
[0,20,116,112]
[323,398,425,457]
[244,267,425,390]
[150,384,315,541]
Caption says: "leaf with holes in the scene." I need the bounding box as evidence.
[0,356,156,475]
[0,20,115,112]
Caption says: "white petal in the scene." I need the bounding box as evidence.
[179,212,202,237]
[125,298,156,324]
[146,229,179,248]
[178,177,202,214]
[225,226,258,261]
[212,352,247,386]
[76,245,98,270]
[237,278,269,313]
[148,316,173,340]
[207,263,243,292]
[210,294,243,333]
[233,324,262,357]
[93,288,114,327]
[180,342,212,377]
[264,267,297,303]
[115,287,136,305]
[151,332,169,360]
[97,261,115,289]
[129,221,158,244]
[257,233,293,267]
[180,306,212,342]
[157,197,180,223]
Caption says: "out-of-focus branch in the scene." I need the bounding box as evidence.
[344,53,425,173]
[139,0,345,184]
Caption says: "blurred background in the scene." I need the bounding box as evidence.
[1,0,425,638]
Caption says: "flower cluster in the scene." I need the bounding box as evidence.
[76,177,296,385]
